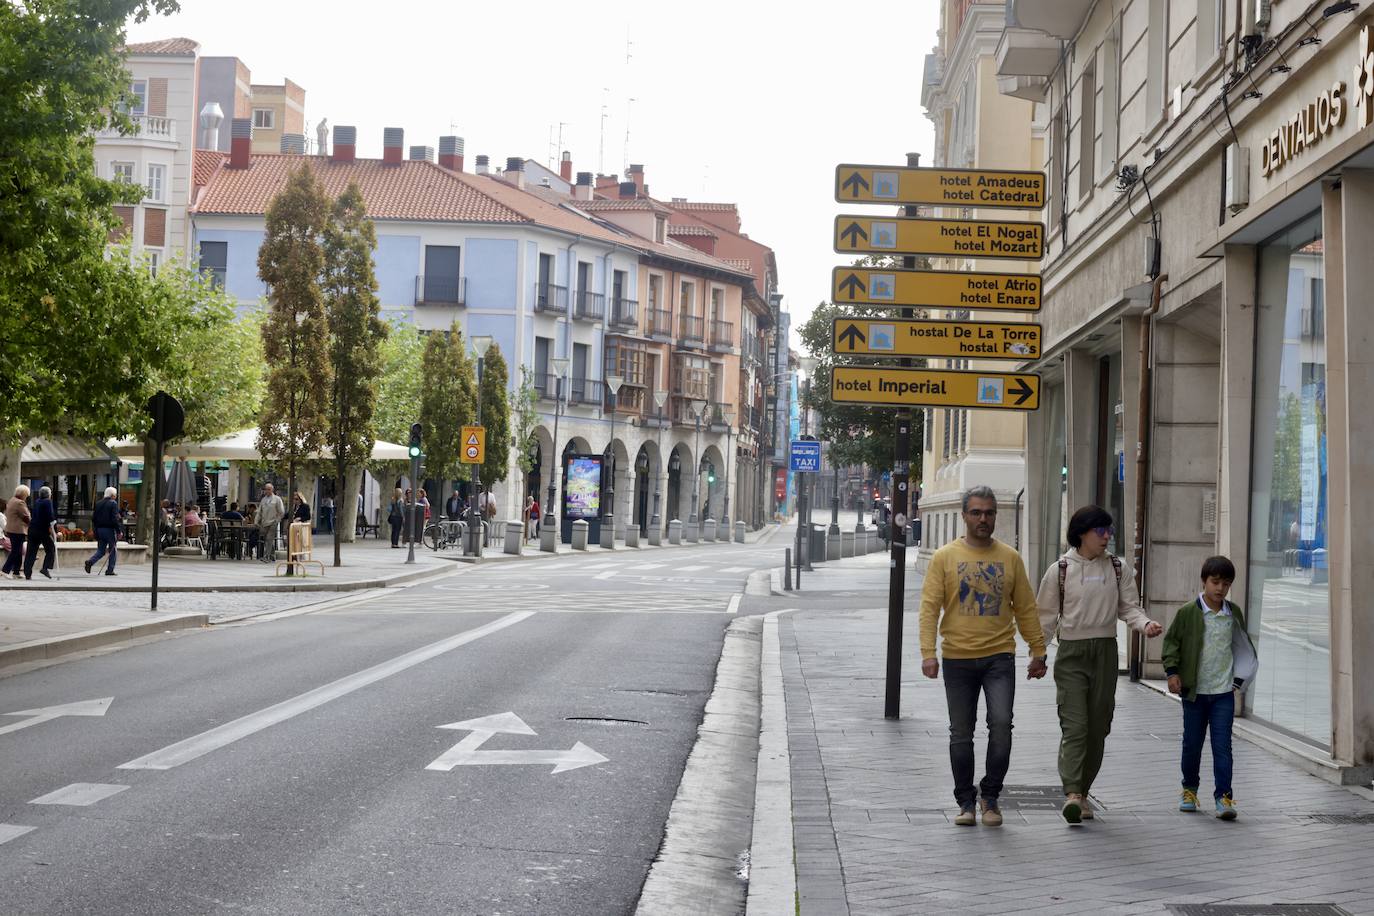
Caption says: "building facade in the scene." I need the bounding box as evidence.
[996,0,1374,775]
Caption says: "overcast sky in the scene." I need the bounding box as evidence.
[127,1,939,348]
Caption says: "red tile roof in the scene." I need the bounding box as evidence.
[193,150,226,189]
[668,224,717,237]
[124,38,199,56]
[576,197,672,215]
[474,179,640,248]
[670,201,737,212]
[193,154,528,223]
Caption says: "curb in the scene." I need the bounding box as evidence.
[0,613,208,672]
[1,559,457,594]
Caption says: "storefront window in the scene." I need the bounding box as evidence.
[1248,211,1329,745]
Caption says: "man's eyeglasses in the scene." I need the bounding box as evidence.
[966,509,997,519]
[1093,526,1115,538]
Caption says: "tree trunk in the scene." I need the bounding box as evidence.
[0,442,23,501]
[337,465,362,548]
[137,439,158,546]
[333,456,344,567]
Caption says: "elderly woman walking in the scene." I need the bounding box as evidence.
[3,485,32,580]
[1036,505,1163,824]
[23,485,58,580]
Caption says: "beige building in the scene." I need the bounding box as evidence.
[918,0,1041,569]
[248,79,306,155]
[996,0,1374,779]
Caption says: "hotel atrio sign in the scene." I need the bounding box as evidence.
[833,215,1044,260]
[834,164,1046,209]
[831,266,1042,312]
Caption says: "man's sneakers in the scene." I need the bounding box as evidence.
[979,798,1003,827]
[1215,795,1238,821]
[1179,789,1200,812]
[954,805,977,826]
[1061,794,1083,824]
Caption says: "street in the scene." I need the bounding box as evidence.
[0,539,784,915]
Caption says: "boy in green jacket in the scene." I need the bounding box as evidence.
[1161,556,1259,821]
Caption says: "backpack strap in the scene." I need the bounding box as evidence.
[1109,554,1122,585]
[1056,558,1069,641]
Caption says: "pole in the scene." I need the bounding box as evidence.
[406,453,419,564]
[690,411,701,524]
[605,394,616,541]
[469,356,484,557]
[802,377,814,571]
[828,460,840,536]
[856,468,866,532]
[885,150,921,719]
[723,425,731,534]
[1130,273,1167,682]
[150,439,163,611]
[545,376,563,541]
[651,401,663,533]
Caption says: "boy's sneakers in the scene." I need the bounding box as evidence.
[979,798,1003,827]
[1215,795,1238,820]
[1179,789,1200,812]
[954,805,977,826]
[1061,794,1083,824]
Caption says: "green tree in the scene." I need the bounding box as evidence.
[374,321,425,447]
[419,322,476,496]
[510,368,541,501]
[257,163,332,500]
[322,183,386,563]
[478,343,511,489]
[0,0,182,489]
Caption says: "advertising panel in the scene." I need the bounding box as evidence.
[564,455,603,520]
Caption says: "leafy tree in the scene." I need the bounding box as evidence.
[322,183,386,563]
[374,321,425,447]
[0,0,182,489]
[418,321,476,496]
[257,164,332,501]
[510,368,541,501]
[478,343,511,489]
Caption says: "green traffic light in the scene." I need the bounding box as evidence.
[409,446,421,458]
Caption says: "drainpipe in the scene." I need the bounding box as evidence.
[1014,486,1024,551]
[1130,273,1168,682]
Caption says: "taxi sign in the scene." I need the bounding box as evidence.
[789,440,821,473]
[831,266,1041,312]
[834,214,1044,260]
[834,164,1046,209]
[830,366,1041,411]
[460,425,486,464]
[832,317,1042,360]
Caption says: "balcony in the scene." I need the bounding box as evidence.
[647,308,673,340]
[708,402,731,432]
[568,377,604,407]
[604,385,644,415]
[670,395,709,427]
[1008,0,1093,40]
[534,283,568,315]
[99,115,177,143]
[574,289,605,321]
[610,296,638,329]
[708,319,734,352]
[415,275,465,307]
[533,372,562,401]
[678,314,705,346]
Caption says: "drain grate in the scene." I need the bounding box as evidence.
[1299,813,1374,825]
[1166,906,1353,916]
[565,716,647,726]
[996,785,1068,811]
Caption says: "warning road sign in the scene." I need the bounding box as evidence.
[460,426,486,464]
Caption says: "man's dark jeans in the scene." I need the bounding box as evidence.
[1181,690,1234,800]
[943,653,1016,808]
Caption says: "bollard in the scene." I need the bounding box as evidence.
[626,526,640,548]
[841,530,855,558]
[571,519,589,550]
[784,548,793,591]
[668,519,683,545]
[703,519,717,542]
[734,520,746,543]
[503,520,522,556]
[599,520,616,549]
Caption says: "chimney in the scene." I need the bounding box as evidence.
[409,145,434,162]
[475,154,490,175]
[438,135,464,172]
[559,150,572,182]
[628,163,645,196]
[506,156,525,189]
[228,117,252,169]
[198,101,224,151]
[618,181,637,199]
[279,133,305,155]
[332,125,357,163]
[596,173,619,192]
[383,127,404,165]
[575,171,593,201]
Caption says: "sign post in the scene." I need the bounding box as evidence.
[461,425,486,557]
[145,391,184,612]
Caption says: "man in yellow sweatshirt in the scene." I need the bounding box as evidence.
[920,486,1047,827]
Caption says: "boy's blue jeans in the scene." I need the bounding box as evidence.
[1181,690,1234,800]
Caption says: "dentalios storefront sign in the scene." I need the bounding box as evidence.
[1261,24,1374,178]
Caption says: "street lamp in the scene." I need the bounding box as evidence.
[828,455,841,538]
[603,374,624,548]
[798,356,818,571]
[542,356,570,552]
[688,398,706,532]
[721,405,736,540]
[650,389,668,540]
[469,334,493,557]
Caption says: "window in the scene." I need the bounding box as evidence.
[422,245,461,304]
[1096,23,1121,184]
[129,80,147,117]
[1049,105,1066,231]
[655,216,666,243]
[1195,0,1224,73]
[1145,0,1168,127]
[648,274,662,310]
[253,108,275,130]
[680,280,695,314]
[146,163,165,203]
[112,162,134,184]
[1078,58,1096,200]
[145,248,161,277]
[199,240,228,290]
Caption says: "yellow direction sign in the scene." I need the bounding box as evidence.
[834,164,1046,209]
[831,366,1041,411]
[832,317,1042,360]
[831,266,1041,312]
[834,215,1044,260]
[460,425,486,464]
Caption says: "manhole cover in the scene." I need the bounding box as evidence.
[565,716,647,726]
[1166,906,1353,916]
[1299,814,1374,825]
[997,785,1075,811]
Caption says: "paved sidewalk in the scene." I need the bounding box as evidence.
[765,550,1374,916]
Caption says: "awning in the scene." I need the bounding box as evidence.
[20,436,116,477]
[110,429,411,462]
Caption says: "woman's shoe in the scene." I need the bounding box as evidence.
[1062,794,1083,824]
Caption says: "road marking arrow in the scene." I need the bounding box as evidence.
[426,711,608,775]
[0,697,113,737]
[837,324,867,351]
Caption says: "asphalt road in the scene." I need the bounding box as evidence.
[0,537,785,915]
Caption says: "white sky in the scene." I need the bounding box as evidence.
[127,0,939,347]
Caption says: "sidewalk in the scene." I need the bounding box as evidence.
[759,550,1374,916]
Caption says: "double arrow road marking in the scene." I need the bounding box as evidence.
[426,712,607,775]
[0,697,113,737]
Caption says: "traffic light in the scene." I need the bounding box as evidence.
[408,423,423,459]
[707,462,716,485]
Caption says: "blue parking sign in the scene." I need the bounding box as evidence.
[789,440,821,472]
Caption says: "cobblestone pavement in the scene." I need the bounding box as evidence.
[775,552,1374,916]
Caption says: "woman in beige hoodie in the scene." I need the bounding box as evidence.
[1035,505,1163,823]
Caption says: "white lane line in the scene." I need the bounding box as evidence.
[727,594,742,615]
[719,566,751,573]
[594,569,619,580]
[630,563,665,571]
[677,565,708,572]
[119,611,533,771]
[29,783,129,806]
[0,824,36,845]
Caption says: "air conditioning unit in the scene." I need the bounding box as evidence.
[1225,144,1250,213]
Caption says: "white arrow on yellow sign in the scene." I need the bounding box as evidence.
[832,317,1042,360]
[831,366,1040,411]
[831,267,1041,312]
[460,425,486,465]
[834,215,1044,260]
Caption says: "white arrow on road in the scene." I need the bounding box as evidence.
[426,712,607,775]
[0,697,113,737]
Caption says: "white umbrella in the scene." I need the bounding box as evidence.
[165,459,197,508]
[110,430,412,462]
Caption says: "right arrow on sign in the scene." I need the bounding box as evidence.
[837,324,867,350]
[1009,377,1035,406]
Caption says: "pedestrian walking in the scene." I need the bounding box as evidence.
[256,483,285,562]
[918,485,1047,827]
[388,488,405,548]
[1035,505,1163,823]
[85,486,122,576]
[1162,555,1258,821]
[527,496,539,542]
[320,495,334,533]
[2,484,32,580]
[23,485,58,580]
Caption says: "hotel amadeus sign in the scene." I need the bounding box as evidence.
[834,164,1046,209]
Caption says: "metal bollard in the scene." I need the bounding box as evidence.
[784,548,793,591]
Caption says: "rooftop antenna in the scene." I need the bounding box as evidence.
[598,88,610,174]
[623,98,635,175]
